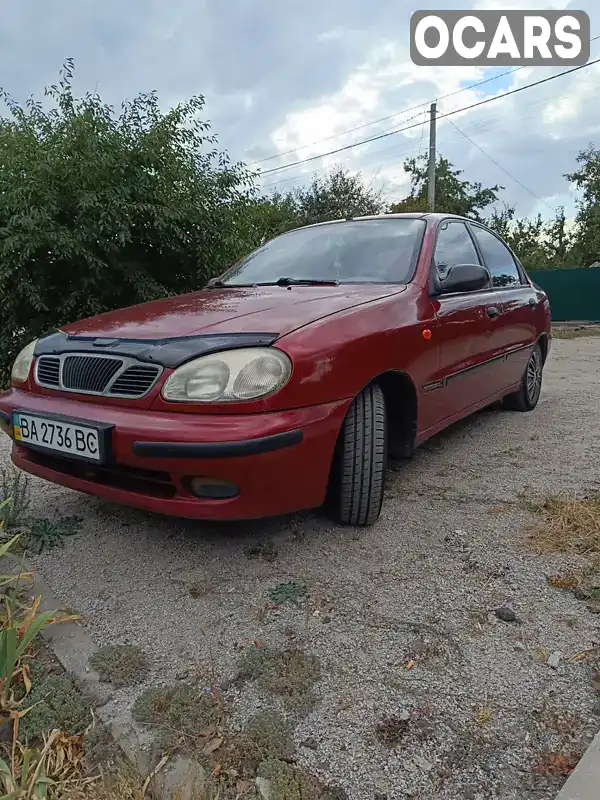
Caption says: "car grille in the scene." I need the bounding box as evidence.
[63,355,122,393]
[35,354,162,398]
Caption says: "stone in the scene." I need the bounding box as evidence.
[398,709,410,721]
[495,606,517,623]
[547,651,562,669]
[300,737,319,750]
[514,641,526,651]
[413,754,433,771]
[256,776,273,800]
[153,757,205,800]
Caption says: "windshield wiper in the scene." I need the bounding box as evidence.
[206,279,256,288]
[257,277,340,287]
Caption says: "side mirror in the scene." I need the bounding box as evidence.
[438,263,491,294]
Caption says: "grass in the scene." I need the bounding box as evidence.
[237,643,321,714]
[26,514,83,553]
[0,507,155,800]
[0,463,30,530]
[245,538,278,562]
[19,672,93,741]
[526,492,600,558]
[89,645,149,688]
[552,325,600,340]
[375,715,410,746]
[268,581,307,607]
[133,681,328,797]
[132,683,223,752]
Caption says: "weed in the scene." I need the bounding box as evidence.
[474,703,494,727]
[20,673,92,741]
[269,581,307,607]
[89,644,149,688]
[84,722,122,768]
[533,750,581,779]
[375,715,410,746]
[0,730,89,798]
[526,493,600,557]
[245,711,293,760]
[26,514,83,553]
[133,683,223,751]
[259,758,335,800]
[237,643,320,714]
[547,570,585,590]
[0,464,30,531]
[246,538,278,562]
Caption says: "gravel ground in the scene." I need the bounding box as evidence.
[3,336,600,800]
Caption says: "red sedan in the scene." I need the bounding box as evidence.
[0,213,551,526]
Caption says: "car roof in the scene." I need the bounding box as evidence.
[294,212,481,231]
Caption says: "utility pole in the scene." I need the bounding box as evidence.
[427,102,437,212]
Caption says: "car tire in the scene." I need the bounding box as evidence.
[329,383,387,526]
[503,343,543,412]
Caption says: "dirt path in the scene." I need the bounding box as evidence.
[3,336,600,799]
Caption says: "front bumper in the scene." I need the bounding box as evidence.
[0,389,349,520]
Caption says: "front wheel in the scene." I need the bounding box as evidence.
[503,343,543,412]
[328,383,387,526]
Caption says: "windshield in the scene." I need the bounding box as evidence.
[220,218,426,286]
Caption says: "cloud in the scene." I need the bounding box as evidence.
[0,0,597,219]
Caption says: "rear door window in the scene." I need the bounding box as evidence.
[471,226,522,288]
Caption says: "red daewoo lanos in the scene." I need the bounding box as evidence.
[0,214,551,526]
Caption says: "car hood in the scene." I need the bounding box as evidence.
[61,284,407,340]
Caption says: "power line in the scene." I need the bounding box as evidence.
[260,79,598,192]
[445,117,555,211]
[249,67,526,167]
[258,56,600,178]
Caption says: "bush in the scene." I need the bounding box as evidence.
[0,60,256,383]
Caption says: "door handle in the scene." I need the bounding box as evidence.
[486,306,500,318]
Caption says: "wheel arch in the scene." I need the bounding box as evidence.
[372,369,419,459]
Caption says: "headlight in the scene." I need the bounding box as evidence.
[11,339,38,384]
[162,348,292,402]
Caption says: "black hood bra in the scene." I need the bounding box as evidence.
[34,331,280,369]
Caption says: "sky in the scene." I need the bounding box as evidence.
[1,0,598,220]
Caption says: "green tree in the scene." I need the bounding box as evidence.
[390,154,502,220]
[292,167,385,225]
[0,60,256,382]
[486,205,575,270]
[565,145,600,266]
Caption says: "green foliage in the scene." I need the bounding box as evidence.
[0,466,30,531]
[237,643,320,713]
[0,59,255,383]
[566,145,600,267]
[268,581,307,606]
[83,723,122,768]
[19,673,92,741]
[132,683,222,750]
[25,515,82,553]
[89,644,149,688]
[390,155,502,220]
[486,204,576,270]
[292,167,384,225]
[244,711,293,761]
[258,758,335,800]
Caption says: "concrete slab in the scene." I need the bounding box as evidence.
[555,730,600,800]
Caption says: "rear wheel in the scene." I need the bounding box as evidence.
[328,384,387,526]
[503,343,543,412]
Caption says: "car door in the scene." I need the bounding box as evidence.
[426,219,504,425]
[469,223,538,390]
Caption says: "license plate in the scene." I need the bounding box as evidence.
[12,411,111,464]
